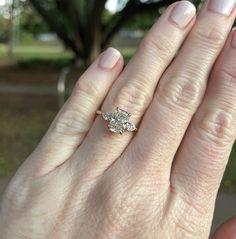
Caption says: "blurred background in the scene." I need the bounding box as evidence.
[0,0,235,235]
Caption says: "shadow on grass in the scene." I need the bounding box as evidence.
[17,58,73,71]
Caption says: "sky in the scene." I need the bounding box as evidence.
[106,0,118,13]
[0,0,6,6]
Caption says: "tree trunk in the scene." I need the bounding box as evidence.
[29,0,186,66]
[29,0,84,58]
[8,0,16,57]
[89,25,102,63]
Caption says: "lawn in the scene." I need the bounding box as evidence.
[0,43,72,60]
[0,43,235,192]
[0,94,57,176]
[0,44,136,70]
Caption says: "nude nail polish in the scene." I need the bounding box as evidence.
[170,1,196,28]
[209,0,236,16]
[99,48,121,69]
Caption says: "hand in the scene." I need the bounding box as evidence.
[1,0,236,238]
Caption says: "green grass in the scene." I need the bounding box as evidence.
[0,44,136,70]
[0,44,73,70]
[0,95,57,176]
[0,44,72,60]
[0,44,135,60]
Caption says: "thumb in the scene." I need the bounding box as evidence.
[212,217,236,239]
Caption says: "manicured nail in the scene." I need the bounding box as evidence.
[99,47,121,69]
[209,0,236,16]
[170,1,196,28]
[232,30,236,48]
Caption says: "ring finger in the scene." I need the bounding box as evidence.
[71,1,197,170]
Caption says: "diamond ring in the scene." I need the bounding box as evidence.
[96,107,137,135]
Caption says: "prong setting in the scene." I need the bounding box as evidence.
[99,107,137,134]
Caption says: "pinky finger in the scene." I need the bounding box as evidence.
[27,48,123,175]
[171,29,236,209]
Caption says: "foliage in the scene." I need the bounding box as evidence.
[126,11,159,30]
[18,1,49,37]
[0,16,9,42]
[0,0,49,43]
[28,0,179,62]
[2,0,235,62]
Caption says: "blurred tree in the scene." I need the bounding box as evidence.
[125,0,203,31]
[0,0,50,49]
[0,16,9,42]
[28,0,179,64]
[28,0,235,64]
[8,0,16,56]
[18,0,49,38]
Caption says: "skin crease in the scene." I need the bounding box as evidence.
[0,1,236,239]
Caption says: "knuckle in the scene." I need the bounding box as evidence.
[53,108,88,137]
[139,33,173,61]
[194,25,225,48]
[113,81,152,115]
[194,109,235,147]
[74,76,100,99]
[54,78,101,137]
[157,75,202,111]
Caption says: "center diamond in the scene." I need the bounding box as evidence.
[102,107,136,134]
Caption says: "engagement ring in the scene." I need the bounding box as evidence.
[96,107,137,135]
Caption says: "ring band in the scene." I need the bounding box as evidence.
[96,107,137,135]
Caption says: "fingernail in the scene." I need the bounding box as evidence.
[99,47,121,69]
[209,0,236,16]
[170,1,196,28]
[232,30,236,48]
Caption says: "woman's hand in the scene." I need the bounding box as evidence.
[1,0,236,238]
